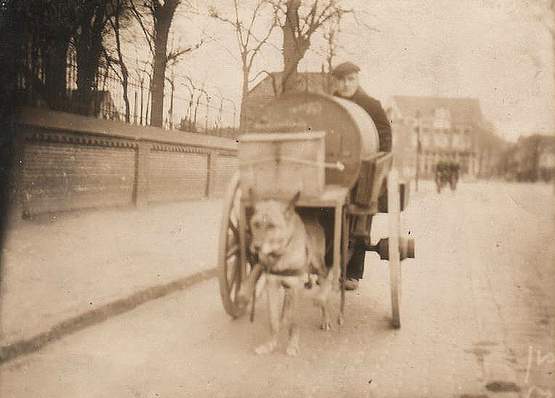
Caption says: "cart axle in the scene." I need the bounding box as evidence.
[366,238,415,261]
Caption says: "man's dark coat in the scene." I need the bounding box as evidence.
[334,88,392,152]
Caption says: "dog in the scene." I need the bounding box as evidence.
[248,191,334,356]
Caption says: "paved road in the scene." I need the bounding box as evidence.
[1,181,553,398]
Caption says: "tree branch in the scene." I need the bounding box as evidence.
[166,38,205,65]
[247,15,277,72]
[244,0,265,48]
[129,0,155,56]
[102,46,123,81]
[249,70,279,95]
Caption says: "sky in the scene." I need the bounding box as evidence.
[157,0,555,141]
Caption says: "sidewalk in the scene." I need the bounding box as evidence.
[0,199,223,360]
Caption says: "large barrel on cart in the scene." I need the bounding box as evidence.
[218,92,414,328]
[249,92,379,189]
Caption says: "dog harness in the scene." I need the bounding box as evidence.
[250,241,312,322]
[264,242,310,278]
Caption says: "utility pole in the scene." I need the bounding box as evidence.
[415,110,422,192]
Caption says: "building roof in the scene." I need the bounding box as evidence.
[391,95,484,126]
[242,71,332,128]
[248,71,331,96]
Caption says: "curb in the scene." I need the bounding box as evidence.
[0,267,218,365]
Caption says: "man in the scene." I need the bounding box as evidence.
[332,61,392,290]
[332,61,392,152]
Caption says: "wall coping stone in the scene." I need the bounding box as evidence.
[14,107,238,152]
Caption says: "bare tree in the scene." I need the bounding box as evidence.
[18,1,82,110]
[105,0,132,122]
[269,0,348,93]
[73,1,114,116]
[178,75,204,132]
[17,1,121,114]
[323,11,342,92]
[130,0,204,127]
[209,0,277,129]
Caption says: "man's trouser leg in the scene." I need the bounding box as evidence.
[319,210,370,280]
[347,238,366,280]
[347,213,373,280]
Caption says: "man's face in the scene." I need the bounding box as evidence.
[336,72,359,98]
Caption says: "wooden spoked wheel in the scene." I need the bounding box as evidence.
[387,169,402,329]
[217,172,253,318]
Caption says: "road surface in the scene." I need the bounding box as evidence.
[1,181,554,398]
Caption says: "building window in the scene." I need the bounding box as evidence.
[433,108,451,129]
[434,133,448,148]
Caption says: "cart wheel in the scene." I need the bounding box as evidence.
[217,172,255,318]
[387,169,402,328]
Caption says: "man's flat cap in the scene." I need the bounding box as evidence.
[332,61,360,78]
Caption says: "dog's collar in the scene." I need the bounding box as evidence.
[266,268,306,277]
[263,243,310,277]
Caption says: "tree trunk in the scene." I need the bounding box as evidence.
[113,4,130,122]
[120,62,131,123]
[193,92,202,132]
[75,4,107,116]
[76,21,94,115]
[150,27,169,127]
[43,40,70,111]
[239,65,249,131]
[149,1,178,128]
[281,0,309,93]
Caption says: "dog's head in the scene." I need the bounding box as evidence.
[249,191,301,267]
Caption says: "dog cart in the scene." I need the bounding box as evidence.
[218,92,414,328]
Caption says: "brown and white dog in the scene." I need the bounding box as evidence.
[248,191,333,356]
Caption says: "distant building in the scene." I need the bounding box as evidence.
[502,134,555,182]
[241,71,332,129]
[387,96,506,180]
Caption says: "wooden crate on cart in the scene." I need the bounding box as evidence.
[239,131,326,200]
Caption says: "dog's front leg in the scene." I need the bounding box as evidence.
[255,277,280,355]
[315,274,332,331]
[282,287,300,356]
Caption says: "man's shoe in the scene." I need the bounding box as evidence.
[344,278,359,291]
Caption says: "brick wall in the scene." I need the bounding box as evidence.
[10,108,238,216]
[212,154,239,197]
[147,147,209,202]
